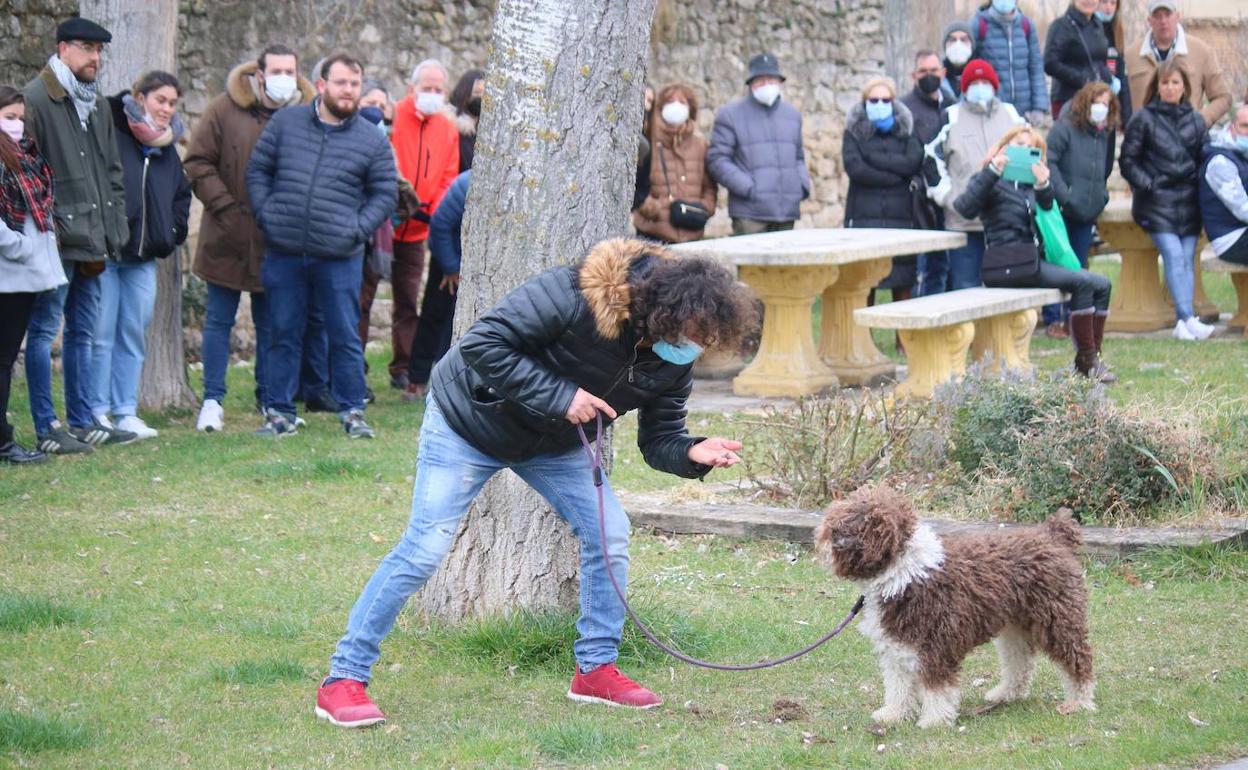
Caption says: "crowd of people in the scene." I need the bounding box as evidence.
[3,0,1248,465]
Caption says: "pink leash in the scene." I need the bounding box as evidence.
[576,412,863,671]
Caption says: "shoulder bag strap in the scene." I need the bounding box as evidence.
[656,142,674,202]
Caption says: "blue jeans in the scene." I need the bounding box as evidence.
[298,301,330,401]
[948,231,986,290]
[25,263,100,431]
[329,398,631,683]
[202,282,270,405]
[1042,219,1096,326]
[89,260,156,418]
[916,251,950,296]
[261,253,366,416]
[1150,232,1198,321]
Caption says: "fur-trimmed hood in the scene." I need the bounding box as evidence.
[847,98,915,140]
[455,110,477,137]
[577,238,676,340]
[225,60,316,111]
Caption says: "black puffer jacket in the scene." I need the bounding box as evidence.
[954,167,1051,248]
[1043,5,1113,104]
[1119,99,1207,236]
[842,100,923,228]
[429,239,710,476]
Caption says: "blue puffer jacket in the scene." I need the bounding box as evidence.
[246,99,397,259]
[970,9,1047,115]
[429,170,469,274]
[707,94,811,222]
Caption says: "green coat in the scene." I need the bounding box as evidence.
[22,66,128,262]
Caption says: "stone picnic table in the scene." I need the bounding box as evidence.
[671,228,966,397]
[1097,198,1219,332]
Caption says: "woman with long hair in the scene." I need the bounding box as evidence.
[1119,59,1210,340]
[955,124,1115,380]
[0,85,66,463]
[633,83,717,244]
[89,71,191,439]
[448,68,484,172]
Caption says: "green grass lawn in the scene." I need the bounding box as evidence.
[2,306,1247,767]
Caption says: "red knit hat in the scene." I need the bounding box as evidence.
[960,59,1000,93]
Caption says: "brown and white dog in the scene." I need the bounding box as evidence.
[814,487,1096,728]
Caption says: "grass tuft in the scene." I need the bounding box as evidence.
[0,710,90,753]
[533,719,634,762]
[1129,541,1248,582]
[0,593,82,633]
[209,657,308,685]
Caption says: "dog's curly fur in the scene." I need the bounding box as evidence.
[814,486,1096,728]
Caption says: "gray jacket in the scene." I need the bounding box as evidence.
[1046,110,1110,224]
[707,94,811,222]
[925,98,1025,232]
[0,216,68,294]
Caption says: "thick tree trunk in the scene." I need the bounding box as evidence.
[80,0,196,410]
[417,0,655,621]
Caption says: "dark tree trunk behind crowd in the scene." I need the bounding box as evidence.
[417,0,657,621]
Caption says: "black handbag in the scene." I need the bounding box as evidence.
[909,176,939,230]
[982,241,1041,284]
[657,144,711,231]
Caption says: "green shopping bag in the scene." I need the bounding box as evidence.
[1033,200,1082,271]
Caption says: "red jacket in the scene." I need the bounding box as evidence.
[391,96,460,242]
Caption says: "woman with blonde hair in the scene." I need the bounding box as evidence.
[633,82,717,244]
[955,124,1115,381]
[843,75,924,298]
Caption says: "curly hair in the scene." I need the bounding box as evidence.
[1067,81,1119,131]
[630,257,759,353]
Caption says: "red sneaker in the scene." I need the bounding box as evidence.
[567,663,662,709]
[315,679,387,728]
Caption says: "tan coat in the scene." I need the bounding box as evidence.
[1127,27,1231,127]
[633,126,717,244]
[184,62,315,293]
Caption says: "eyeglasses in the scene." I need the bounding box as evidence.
[68,40,107,55]
[867,97,892,104]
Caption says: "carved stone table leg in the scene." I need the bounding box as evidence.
[1101,220,1172,332]
[895,322,974,399]
[971,309,1038,374]
[732,265,840,397]
[819,258,897,386]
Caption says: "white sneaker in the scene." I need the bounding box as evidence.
[116,415,158,440]
[197,399,225,432]
[1172,320,1196,341]
[1184,317,1214,340]
[95,413,115,429]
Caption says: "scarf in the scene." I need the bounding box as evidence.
[48,54,98,127]
[0,137,55,233]
[122,93,184,148]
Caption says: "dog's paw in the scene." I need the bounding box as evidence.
[871,706,910,725]
[916,713,957,729]
[1056,699,1096,715]
[984,684,1022,704]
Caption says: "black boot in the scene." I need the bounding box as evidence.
[1090,311,1118,384]
[0,440,48,464]
[1069,311,1098,377]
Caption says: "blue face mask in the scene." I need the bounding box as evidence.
[966,82,995,106]
[1093,10,1113,23]
[652,337,704,366]
[991,0,1017,13]
[1236,135,1248,153]
[359,106,384,125]
[865,100,893,123]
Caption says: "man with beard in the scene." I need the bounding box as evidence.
[246,53,397,439]
[22,17,135,454]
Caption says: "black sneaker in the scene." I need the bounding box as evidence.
[36,421,93,455]
[389,373,409,390]
[0,441,48,464]
[305,392,340,413]
[342,410,375,440]
[254,409,298,438]
[70,419,137,447]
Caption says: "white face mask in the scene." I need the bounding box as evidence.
[660,100,689,126]
[263,73,297,104]
[945,41,973,66]
[1089,102,1110,125]
[416,92,445,115]
[752,83,781,107]
[0,118,22,144]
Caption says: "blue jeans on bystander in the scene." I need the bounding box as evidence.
[947,231,986,290]
[1150,232,1198,321]
[201,282,270,406]
[25,263,100,432]
[89,259,157,418]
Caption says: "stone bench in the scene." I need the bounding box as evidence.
[1201,251,1248,333]
[854,287,1063,398]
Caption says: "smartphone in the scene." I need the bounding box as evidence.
[1001,145,1041,185]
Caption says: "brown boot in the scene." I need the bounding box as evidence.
[1090,311,1118,384]
[1069,310,1098,377]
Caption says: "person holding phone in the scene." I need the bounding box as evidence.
[955,125,1115,381]
[1119,59,1210,341]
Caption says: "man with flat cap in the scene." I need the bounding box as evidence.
[22,17,134,454]
[708,52,812,234]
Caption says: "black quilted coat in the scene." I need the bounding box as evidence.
[1119,99,1208,236]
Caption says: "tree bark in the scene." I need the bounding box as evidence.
[416,0,655,621]
[80,0,197,410]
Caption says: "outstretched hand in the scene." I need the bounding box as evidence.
[688,437,743,469]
